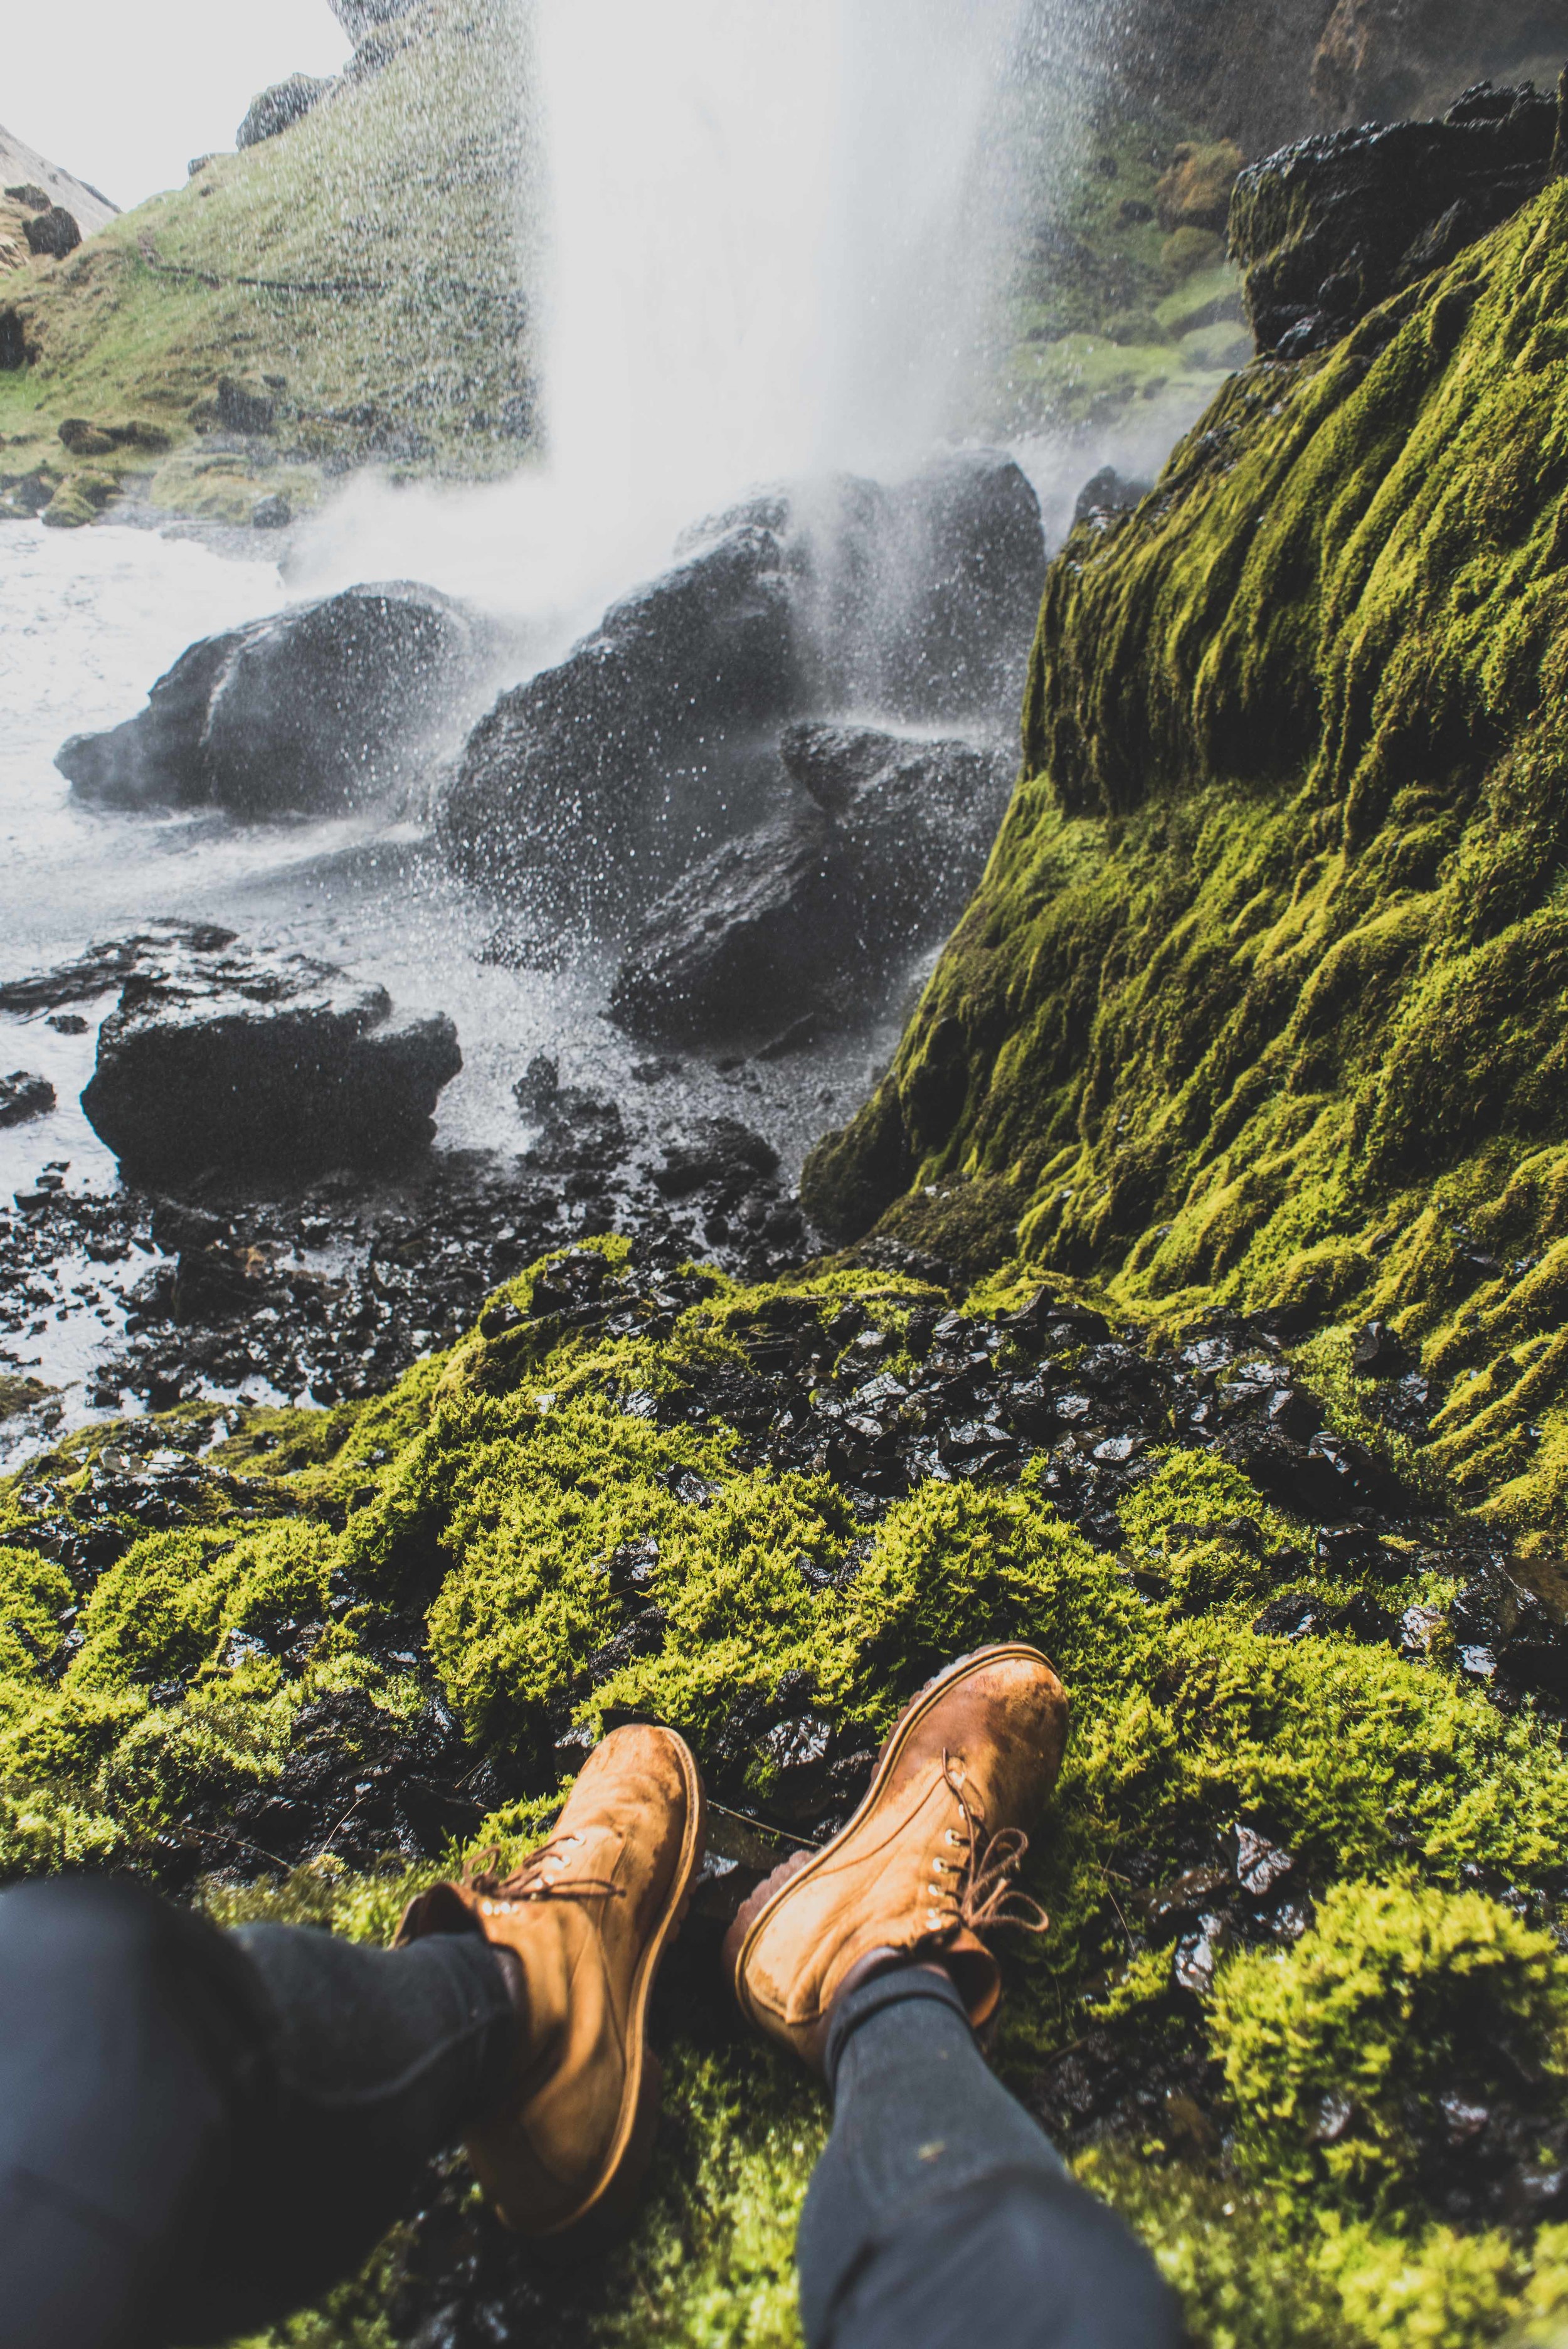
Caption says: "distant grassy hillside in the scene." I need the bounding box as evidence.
[0,0,536,528]
[990,102,1251,461]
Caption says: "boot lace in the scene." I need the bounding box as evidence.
[924,1751,1050,1939]
[462,1832,622,1903]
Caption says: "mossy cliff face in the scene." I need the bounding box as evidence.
[9,1241,1568,2345]
[0,0,534,527]
[805,169,1568,1557]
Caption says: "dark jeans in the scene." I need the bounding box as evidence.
[0,1877,1179,2349]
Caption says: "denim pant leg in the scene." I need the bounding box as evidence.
[0,1875,516,2349]
[795,1966,1182,2349]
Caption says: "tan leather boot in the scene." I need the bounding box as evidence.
[724,1645,1066,2070]
[396,1722,705,2239]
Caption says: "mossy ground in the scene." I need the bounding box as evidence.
[990,102,1250,455]
[7,1239,1568,2344]
[805,171,1568,1562]
[0,0,536,526]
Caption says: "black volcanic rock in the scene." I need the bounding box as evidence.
[56,581,492,818]
[869,449,1049,721]
[23,206,80,260]
[78,931,460,1180]
[438,522,800,916]
[236,74,333,150]
[1232,80,1559,359]
[438,453,1044,929]
[0,1071,55,1127]
[610,727,1014,1046]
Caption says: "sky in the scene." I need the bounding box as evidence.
[6,1,352,212]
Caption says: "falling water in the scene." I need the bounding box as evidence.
[292,0,1049,631]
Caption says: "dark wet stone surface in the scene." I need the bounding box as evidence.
[76,928,462,1182]
[1233,80,1559,359]
[609,726,1013,1049]
[56,581,493,817]
[0,1064,810,1424]
[0,1071,55,1127]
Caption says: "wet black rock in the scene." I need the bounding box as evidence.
[650,1118,780,1198]
[1449,1561,1568,1699]
[609,805,841,1046]
[1233,80,1559,359]
[78,930,461,1180]
[609,725,1014,1045]
[1352,1317,1408,1375]
[440,522,798,916]
[236,73,333,150]
[56,581,492,818]
[0,1071,55,1127]
[438,453,1042,926]
[217,377,276,435]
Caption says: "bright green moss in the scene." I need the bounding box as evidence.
[5,1252,1568,2346]
[803,178,1568,1552]
[1211,1881,1568,2216]
[72,1520,336,1695]
[0,1543,72,1678]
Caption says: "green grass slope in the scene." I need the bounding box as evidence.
[803,171,1568,1561]
[0,0,535,527]
[8,1243,1568,2346]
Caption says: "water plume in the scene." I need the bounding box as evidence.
[291,0,1056,646]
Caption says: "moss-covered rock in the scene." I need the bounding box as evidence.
[6,1234,1568,2343]
[804,169,1568,1558]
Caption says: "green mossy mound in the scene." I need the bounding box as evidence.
[0,0,535,525]
[805,171,1568,1557]
[8,1242,1568,2343]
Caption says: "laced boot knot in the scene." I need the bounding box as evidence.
[463,1832,622,1906]
[921,1751,1051,1941]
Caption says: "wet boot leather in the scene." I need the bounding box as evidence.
[724,1645,1067,2069]
[397,1723,705,2237]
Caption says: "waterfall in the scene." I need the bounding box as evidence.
[293,0,1047,633]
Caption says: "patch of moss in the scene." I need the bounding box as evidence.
[1210,1880,1568,2217]
[803,175,1568,1554]
[6,1249,1568,2345]
[988,98,1247,446]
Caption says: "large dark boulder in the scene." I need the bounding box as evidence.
[438,454,1043,930]
[56,581,492,818]
[438,524,799,914]
[1232,79,1560,358]
[23,207,81,259]
[78,931,460,1180]
[867,450,1049,722]
[236,75,333,150]
[609,725,1014,1047]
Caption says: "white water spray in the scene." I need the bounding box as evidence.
[293,0,1036,632]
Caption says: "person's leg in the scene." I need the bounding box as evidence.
[724,1646,1182,2349]
[0,1721,705,2349]
[795,1964,1180,2349]
[0,1873,518,2349]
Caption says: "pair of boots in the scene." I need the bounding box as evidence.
[398,1643,1068,2239]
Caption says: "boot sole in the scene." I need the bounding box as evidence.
[528,1729,707,2246]
[723,1643,1056,2062]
